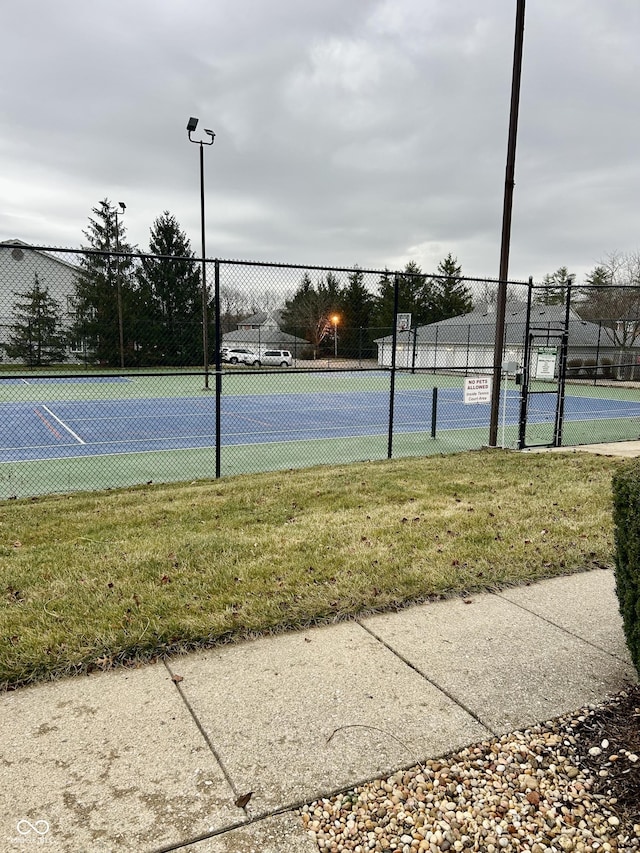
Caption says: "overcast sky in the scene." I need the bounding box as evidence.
[1,0,638,284]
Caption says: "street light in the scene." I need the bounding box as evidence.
[113,201,126,369]
[187,116,216,389]
[332,315,339,359]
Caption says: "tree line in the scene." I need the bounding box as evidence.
[279,257,473,359]
[1,199,473,366]
[3,201,206,367]
[536,258,640,351]
[72,200,203,367]
[2,198,638,365]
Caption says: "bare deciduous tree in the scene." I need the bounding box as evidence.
[579,252,640,350]
[578,252,640,379]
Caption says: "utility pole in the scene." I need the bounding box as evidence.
[489,0,526,446]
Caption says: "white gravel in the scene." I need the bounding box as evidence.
[301,694,640,852]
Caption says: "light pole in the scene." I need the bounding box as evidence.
[113,201,126,369]
[187,116,215,389]
[489,0,526,445]
[332,315,339,359]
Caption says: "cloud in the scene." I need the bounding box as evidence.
[1,0,639,283]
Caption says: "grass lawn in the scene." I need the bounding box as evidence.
[0,449,623,690]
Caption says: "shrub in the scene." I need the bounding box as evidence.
[601,357,614,379]
[567,357,583,377]
[612,460,640,676]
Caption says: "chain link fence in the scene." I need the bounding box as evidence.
[0,242,638,497]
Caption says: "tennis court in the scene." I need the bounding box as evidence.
[1,378,639,465]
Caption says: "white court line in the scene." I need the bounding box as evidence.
[41,405,86,444]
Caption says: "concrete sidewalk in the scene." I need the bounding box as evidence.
[528,439,640,458]
[1,568,636,852]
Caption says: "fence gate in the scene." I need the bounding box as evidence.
[517,284,571,449]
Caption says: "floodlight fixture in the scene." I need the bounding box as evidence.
[118,201,126,213]
[188,116,215,147]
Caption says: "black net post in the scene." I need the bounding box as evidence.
[387,273,400,460]
[431,387,438,439]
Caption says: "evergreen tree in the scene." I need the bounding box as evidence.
[2,273,68,366]
[71,199,137,366]
[583,265,609,290]
[372,262,435,331]
[371,268,395,333]
[340,267,375,359]
[137,212,203,365]
[320,271,342,304]
[431,254,472,320]
[537,266,571,305]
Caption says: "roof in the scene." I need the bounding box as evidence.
[0,240,82,273]
[375,301,623,349]
[221,328,307,346]
[237,310,283,328]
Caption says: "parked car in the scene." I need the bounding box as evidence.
[221,347,257,364]
[255,349,293,367]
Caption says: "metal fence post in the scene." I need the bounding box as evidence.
[431,387,438,438]
[594,321,602,387]
[553,279,572,448]
[215,259,221,478]
[387,273,400,460]
[517,277,533,449]
[411,325,418,373]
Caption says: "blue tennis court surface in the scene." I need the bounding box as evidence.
[1,388,639,463]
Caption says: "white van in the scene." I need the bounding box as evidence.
[256,350,292,367]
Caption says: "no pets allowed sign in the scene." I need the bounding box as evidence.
[463,376,491,404]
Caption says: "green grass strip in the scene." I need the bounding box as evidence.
[0,449,621,689]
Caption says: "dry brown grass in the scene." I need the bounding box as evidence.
[0,449,621,689]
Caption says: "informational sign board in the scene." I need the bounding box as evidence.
[535,347,558,380]
[463,376,492,404]
[396,313,411,331]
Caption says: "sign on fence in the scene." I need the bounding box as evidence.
[535,347,557,380]
[464,376,492,404]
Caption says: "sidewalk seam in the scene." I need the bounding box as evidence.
[153,804,318,853]
[355,620,499,738]
[152,817,251,853]
[161,660,242,800]
[492,591,637,669]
